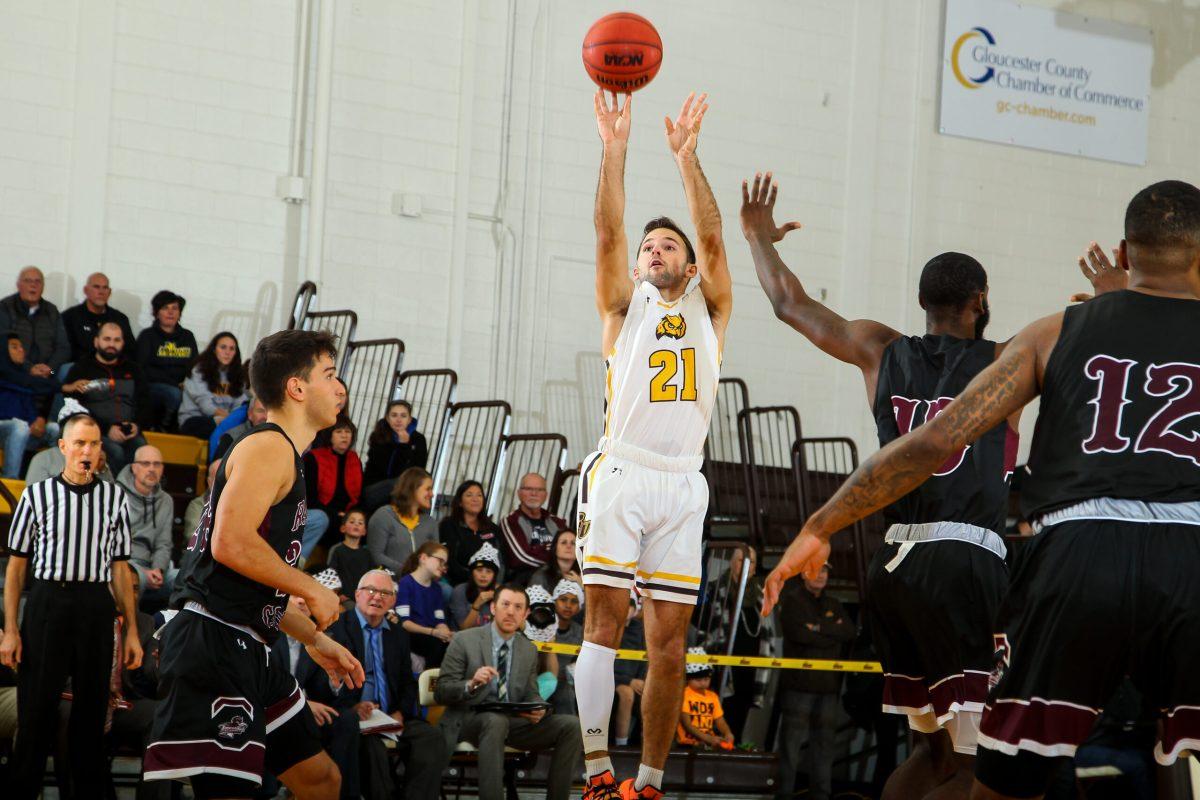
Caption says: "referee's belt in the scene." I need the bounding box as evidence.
[532,641,882,673]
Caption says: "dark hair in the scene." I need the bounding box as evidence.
[1125,180,1200,251]
[151,290,185,315]
[368,400,415,448]
[5,332,19,342]
[495,583,529,608]
[194,331,246,397]
[389,466,432,517]
[642,216,697,265]
[249,329,338,410]
[341,506,366,524]
[314,412,357,450]
[400,539,447,577]
[918,252,987,312]
[539,528,578,586]
[466,560,499,604]
[449,480,493,526]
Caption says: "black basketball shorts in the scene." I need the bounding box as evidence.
[866,532,1007,749]
[976,509,1200,797]
[142,609,322,795]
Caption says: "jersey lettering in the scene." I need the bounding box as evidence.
[891,395,970,476]
[1083,357,1200,467]
[186,498,213,553]
[1081,355,1135,454]
[648,348,697,403]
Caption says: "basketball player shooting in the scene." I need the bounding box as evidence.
[575,89,732,800]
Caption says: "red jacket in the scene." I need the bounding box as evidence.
[306,447,363,513]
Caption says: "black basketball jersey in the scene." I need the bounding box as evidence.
[172,423,307,643]
[1020,291,1200,519]
[873,334,1018,532]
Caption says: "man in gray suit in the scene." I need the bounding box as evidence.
[435,585,583,800]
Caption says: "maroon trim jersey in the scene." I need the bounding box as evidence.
[172,423,307,643]
[1020,290,1200,519]
[872,334,1018,533]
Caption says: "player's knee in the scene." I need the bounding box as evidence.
[583,614,624,648]
[645,628,686,665]
[616,684,634,702]
[292,759,340,800]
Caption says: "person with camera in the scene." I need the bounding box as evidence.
[61,321,150,472]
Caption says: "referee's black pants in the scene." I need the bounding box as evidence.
[14,580,116,799]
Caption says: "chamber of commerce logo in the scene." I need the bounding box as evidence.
[951,26,996,89]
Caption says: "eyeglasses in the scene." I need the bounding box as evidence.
[134,460,164,468]
[427,555,446,565]
[358,586,396,598]
[518,486,547,493]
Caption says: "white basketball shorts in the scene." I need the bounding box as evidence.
[575,438,708,606]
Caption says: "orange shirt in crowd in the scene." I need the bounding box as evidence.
[677,686,724,745]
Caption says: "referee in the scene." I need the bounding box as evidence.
[0,412,143,799]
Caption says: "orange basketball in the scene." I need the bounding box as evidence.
[582,12,663,93]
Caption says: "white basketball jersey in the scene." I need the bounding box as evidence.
[600,278,721,460]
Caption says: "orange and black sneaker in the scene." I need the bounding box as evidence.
[619,778,665,799]
[582,770,621,800]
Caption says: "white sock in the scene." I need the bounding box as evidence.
[575,640,617,756]
[634,764,664,792]
[584,756,613,781]
[615,737,629,746]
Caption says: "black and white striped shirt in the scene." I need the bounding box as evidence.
[8,476,132,582]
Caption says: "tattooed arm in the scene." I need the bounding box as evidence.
[761,311,1063,614]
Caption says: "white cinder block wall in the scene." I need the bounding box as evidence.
[1,0,1197,467]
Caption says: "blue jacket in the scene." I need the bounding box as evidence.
[0,348,58,423]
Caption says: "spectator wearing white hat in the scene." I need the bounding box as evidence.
[449,543,502,629]
[677,647,735,750]
[550,579,584,715]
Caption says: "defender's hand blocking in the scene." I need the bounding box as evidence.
[760,530,830,616]
[595,89,631,145]
[1072,242,1129,302]
[665,92,708,157]
[740,171,802,243]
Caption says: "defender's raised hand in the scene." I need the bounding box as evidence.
[595,89,631,145]
[665,92,709,158]
[1071,241,1129,302]
[740,172,803,243]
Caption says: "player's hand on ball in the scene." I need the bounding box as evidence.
[595,89,631,145]
[665,91,708,158]
[740,172,802,243]
[308,633,365,690]
[306,583,341,631]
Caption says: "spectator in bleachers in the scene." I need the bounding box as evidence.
[366,466,437,575]
[720,546,772,743]
[269,594,362,800]
[327,509,371,604]
[397,540,453,668]
[500,472,568,583]
[135,290,197,430]
[528,527,581,593]
[677,649,735,750]
[0,266,70,378]
[304,416,363,549]
[775,564,855,800]
[116,445,176,610]
[183,457,217,537]
[614,595,647,747]
[60,272,135,362]
[25,400,115,483]
[435,584,583,800]
[362,400,427,512]
[326,568,448,798]
[211,394,266,461]
[176,331,248,439]
[439,479,504,587]
[0,333,61,478]
[62,321,149,472]
[549,579,583,716]
[448,542,501,630]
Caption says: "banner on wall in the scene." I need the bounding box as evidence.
[939,0,1152,165]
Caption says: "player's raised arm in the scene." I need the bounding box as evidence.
[741,173,899,388]
[666,92,732,338]
[594,89,636,339]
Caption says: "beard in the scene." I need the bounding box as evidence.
[974,302,991,339]
[642,263,688,291]
[98,346,120,360]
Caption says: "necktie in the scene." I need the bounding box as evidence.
[497,641,509,701]
[367,626,389,714]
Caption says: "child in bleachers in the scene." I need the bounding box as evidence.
[326,508,370,604]
[677,648,735,750]
[396,540,453,667]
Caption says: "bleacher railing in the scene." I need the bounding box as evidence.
[703,377,751,527]
[695,541,753,694]
[288,281,317,330]
[737,405,804,553]
[301,309,358,371]
[431,400,511,518]
[396,369,457,478]
[340,338,405,448]
[487,434,569,520]
[550,467,580,525]
[795,436,875,599]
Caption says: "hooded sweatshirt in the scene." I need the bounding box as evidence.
[117,464,174,571]
[135,323,198,386]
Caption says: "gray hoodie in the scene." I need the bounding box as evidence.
[116,464,174,571]
[25,446,115,484]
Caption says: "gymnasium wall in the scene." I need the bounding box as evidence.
[1,0,1198,466]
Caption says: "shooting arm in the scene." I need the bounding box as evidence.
[676,153,732,326]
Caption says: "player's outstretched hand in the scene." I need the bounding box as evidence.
[760,529,830,616]
[665,91,708,158]
[306,582,341,631]
[308,633,366,690]
[740,171,802,243]
[1072,241,1128,302]
[595,89,631,146]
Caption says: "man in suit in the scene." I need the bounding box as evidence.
[436,584,582,800]
[326,568,448,799]
[271,596,362,800]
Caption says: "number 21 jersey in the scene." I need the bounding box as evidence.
[601,278,720,460]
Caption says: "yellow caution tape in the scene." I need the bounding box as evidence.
[533,641,882,673]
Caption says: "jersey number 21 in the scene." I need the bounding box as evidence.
[649,348,698,402]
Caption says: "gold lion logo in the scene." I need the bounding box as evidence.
[655,314,686,340]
